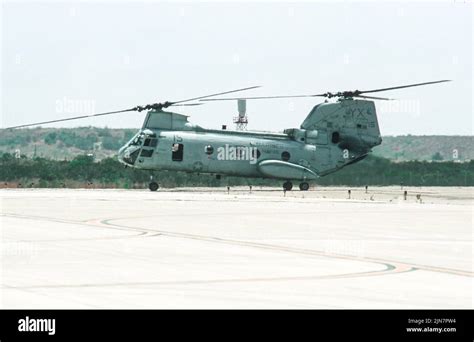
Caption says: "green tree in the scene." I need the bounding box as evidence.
[432,152,444,161]
[44,132,58,145]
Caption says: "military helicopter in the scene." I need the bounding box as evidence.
[6,80,450,191]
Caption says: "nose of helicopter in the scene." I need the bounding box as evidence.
[117,145,127,165]
[118,145,140,166]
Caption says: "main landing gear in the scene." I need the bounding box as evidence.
[299,182,309,191]
[282,181,310,191]
[148,181,159,192]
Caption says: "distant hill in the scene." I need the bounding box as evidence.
[0,127,136,160]
[0,128,473,162]
[372,135,473,162]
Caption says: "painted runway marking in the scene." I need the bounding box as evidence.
[101,216,473,278]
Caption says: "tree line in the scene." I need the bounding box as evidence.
[0,153,473,188]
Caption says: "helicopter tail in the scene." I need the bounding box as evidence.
[301,99,382,175]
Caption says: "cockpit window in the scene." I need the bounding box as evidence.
[130,134,144,146]
[140,149,154,157]
[144,138,158,147]
[123,149,140,165]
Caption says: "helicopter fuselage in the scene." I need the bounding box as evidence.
[118,99,382,183]
[120,129,322,179]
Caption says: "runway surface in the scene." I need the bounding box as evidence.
[1,186,472,308]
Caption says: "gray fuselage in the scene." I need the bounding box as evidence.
[118,99,382,181]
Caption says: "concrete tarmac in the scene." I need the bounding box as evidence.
[1,186,472,308]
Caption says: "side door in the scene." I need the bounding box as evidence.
[171,134,184,162]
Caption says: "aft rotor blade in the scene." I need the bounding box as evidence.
[171,85,261,104]
[200,94,326,101]
[359,80,451,94]
[4,108,136,129]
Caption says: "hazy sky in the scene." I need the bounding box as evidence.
[1,1,472,135]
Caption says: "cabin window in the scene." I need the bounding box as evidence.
[281,151,290,161]
[140,149,154,157]
[172,143,184,161]
[204,145,214,155]
[144,138,158,147]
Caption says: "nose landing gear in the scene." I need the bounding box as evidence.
[148,182,159,192]
[283,181,293,191]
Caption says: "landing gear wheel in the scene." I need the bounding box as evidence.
[299,182,309,191]
[148,182,159,192]
[283,181,293,191]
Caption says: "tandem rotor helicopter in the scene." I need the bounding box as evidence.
[6,80,450,191]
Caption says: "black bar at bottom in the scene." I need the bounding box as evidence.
[0,309,472,341]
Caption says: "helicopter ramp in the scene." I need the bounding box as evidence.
[1,187,472,309]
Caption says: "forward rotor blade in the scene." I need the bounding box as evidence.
[359,80,451,94]
[4,108,136,129]
[354,95,393,100]
[171,86,261,104]
[200,94,326,102]
[5,86,257,129]
[171,103,204,107]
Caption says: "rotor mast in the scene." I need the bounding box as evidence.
[233,99,248,130]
